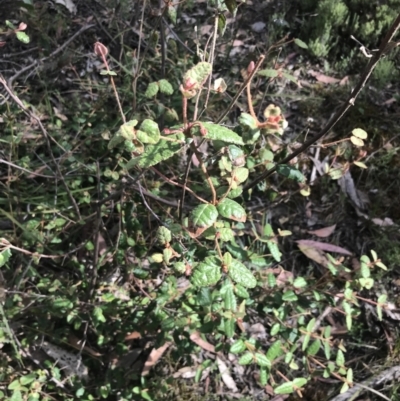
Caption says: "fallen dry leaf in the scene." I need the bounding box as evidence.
[217,356,238,392]
[40,341,88,380]
[188,226,208,238]
[173,366,197,379]
[307,224,337,238]
[125,332,142,341]
[297,240,352,256]
[68,334,102,357]
[308,69,340,84]
[297,243,329,268]
[141,342,172,376]
[190,331,215,353]
[338,170,367,210]
[372,217,394,226]
[276,268,294,287]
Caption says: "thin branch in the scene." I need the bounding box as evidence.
[190,142,216,205]
[216,55,265,124]
[244,13,400,191]
[151,166,209,204]
[0,77,82,219]
[161,17,194,54]
[0,158,55,179]
[7,24,95,88]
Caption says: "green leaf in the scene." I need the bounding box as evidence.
[228,145,245,163]
[167,5,177,23]
[340,382,349,394]
[197,288,212,306]
[263,223,282,262]
[224,0,237,14]
[259,367,268,386]
[217,198,246,222]
[161,317,175,330]
[352,128,367,139]
[360,256,370,278]
[145,82,159,98]
[294,38,308,49]
[193,122,244,145]
[218,13,227,35]
[359,277,374,290]
[224,317,235,338]
[183,62,212,91]
[378,294,387,304]
[376,261,387,270]
[259,148,274,162]
[239,113,258,129]
[307,339,321,356]
[8,380,22,390]
[223,284,236,311]
[140,390,153,401]
[306,318,316,333]
[232,167,249,184]
[20,373,36,385]
[230,339,246,354]
[126,133,185,169]
[324,341,331,360]
[238,352,254,365]
[282,290,298,302]
[53,297,73,309]
[239,113,261,144]
[267,238,282,262]
[276,164,306,183]
[100,385,109,398]
[173,262,186,274]
[165,108,179,122]
[10,390,23,401]
[191,204,218,227]
[274,382,295,395]
[228,259,257,288]
[266,340,283,361]
[158,79,174,95]
[293,277,307,288]
[282,72,298,84]
[100,70,117,76]
[353,161,367,169]
[16,31,30,43]
[293,378,308,388]
[285,352,293,364]
[138,119,161,144]
[191,256,221,287]
[336,349,345,367]
[223,252,233,267]
[93,306,106,323]
[350,136,364,146]
[0,248,12,268]
[267,273,277,287]
[347,368,353,384]
[255,353,271,368]
[258,69,279,77]
[6,20,15,29]
[218,227,235,242]
[151,253,164,263]
[156,226,172,245]
[302,333,311,352]
[270,323,280,336]
[328,166,345,180]
[234,284,249,299]
[108,119,138,149]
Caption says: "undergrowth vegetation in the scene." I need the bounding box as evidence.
[1,1,400,401]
